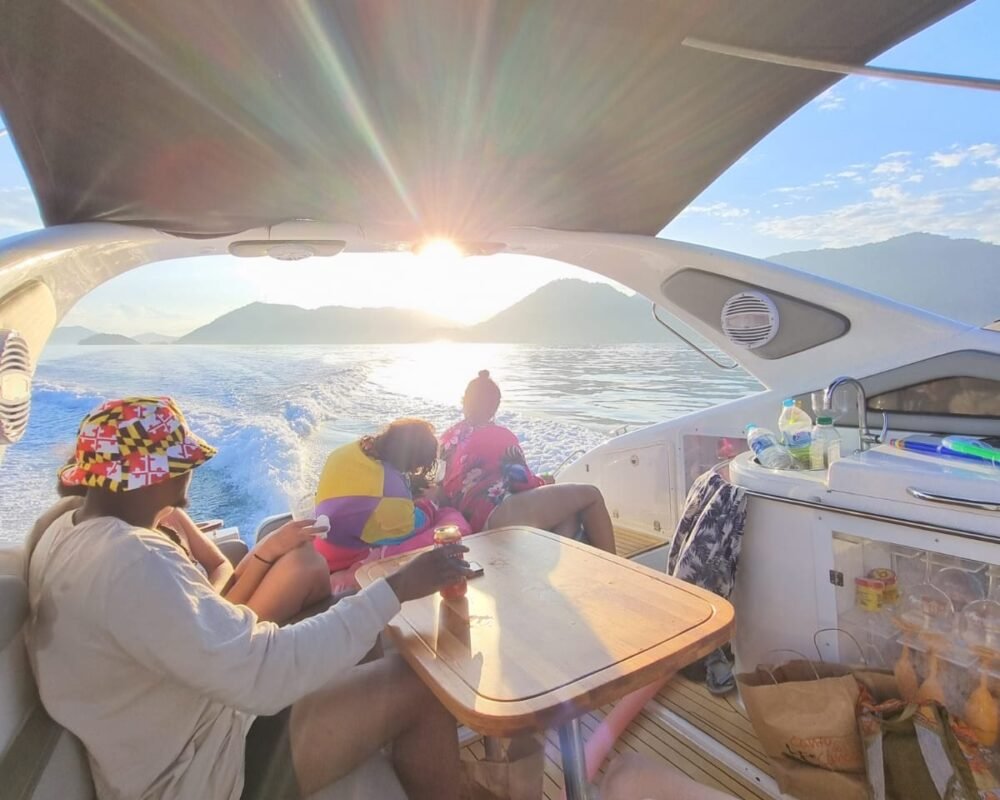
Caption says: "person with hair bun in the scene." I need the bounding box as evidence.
[439,371,616,553]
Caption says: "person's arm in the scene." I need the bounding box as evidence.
[500,429,547,492]
[105,534,470,716]
[159,508,233,594]
[225,519,324,606]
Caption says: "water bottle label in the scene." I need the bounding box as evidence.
[786,431,812,448]
[749,438,771,457]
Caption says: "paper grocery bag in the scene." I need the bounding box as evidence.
[738,660,866,774]
[768,756,869,800]
[460,734,544,800]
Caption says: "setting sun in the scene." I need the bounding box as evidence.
[414,238,463,261]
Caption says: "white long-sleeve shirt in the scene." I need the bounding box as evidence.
[26,510,401,800]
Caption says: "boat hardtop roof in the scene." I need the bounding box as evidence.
[0,0,968,240]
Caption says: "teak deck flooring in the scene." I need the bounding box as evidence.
[461,675,773,800]
[613,526,664,559]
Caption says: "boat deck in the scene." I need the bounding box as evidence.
[613,526,664,559]
[462,676,773,800]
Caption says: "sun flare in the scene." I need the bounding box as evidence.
[415,238,463,261]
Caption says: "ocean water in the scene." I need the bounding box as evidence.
[0,343,760,543]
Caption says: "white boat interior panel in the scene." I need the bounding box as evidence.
[660,269,851,359]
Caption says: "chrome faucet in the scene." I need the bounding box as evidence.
[823,376,886,452]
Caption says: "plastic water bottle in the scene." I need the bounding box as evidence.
[778,399,813,468]
[745,424,795,470]
[809,417,842,470]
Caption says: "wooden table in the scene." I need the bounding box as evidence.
[356,526,735,800]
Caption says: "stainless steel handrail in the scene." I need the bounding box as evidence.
[552,449,586,476]
[650,303,740,371]
[906,487,1000,513]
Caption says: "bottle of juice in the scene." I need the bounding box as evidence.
[809,417,842,470]
[433,524,467,600]
[778,399,813,468]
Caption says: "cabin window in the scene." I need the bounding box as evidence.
[869,376,1000,418]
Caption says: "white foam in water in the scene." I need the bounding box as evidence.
[0,343,759,543]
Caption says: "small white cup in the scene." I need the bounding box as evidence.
[291,494,315,522]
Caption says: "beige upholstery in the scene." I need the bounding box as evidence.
[0,539,407,800]
[255,512,293,543]
[0,546,95,800]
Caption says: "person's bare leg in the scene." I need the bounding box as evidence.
[487,483,616,553]
[552,516,581,540]
[289,653,460,799]
[600,752,735,800]
[244,544,331,624]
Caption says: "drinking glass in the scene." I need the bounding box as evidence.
[811,388,851,423]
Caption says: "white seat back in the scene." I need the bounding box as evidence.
[0,546,94,800]
[1,539,406,800]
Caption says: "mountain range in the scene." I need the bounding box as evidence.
[52,233,998,345]
[769,233,998,324]
[178,304,457,345]
[50,328,177,345]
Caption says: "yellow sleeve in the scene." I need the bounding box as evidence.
[360,498,417,546]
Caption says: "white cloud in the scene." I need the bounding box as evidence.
[904,174,925,184]
[971,177,1000,192]
[930,151,968,168]
[755,184,1000,248]
[969,143,998,161]
[870,185,906,201]
[815,89,845,111]
[0,129,8,139]
[836,171,859,179]
[884,151,912,159]
[858,77,894,91]
[0,186,41,232]
[929,143,999,169]
[872,160,908,175]
[685,202,750,219]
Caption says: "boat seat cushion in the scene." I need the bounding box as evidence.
[305,752,408,800]
[0,574,28,651]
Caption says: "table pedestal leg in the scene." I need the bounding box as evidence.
[558,718,591,800]
[483,736,504,761]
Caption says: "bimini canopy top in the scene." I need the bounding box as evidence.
[0,0,968,239]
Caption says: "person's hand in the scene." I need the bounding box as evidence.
[256,519,326,562]
[386,544,474,603]
[540,473,556,486]
[157,506,188,532]
[418,484,443,504]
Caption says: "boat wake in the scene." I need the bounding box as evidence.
[4,343,726,542]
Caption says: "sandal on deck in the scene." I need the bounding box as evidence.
[704,648,736,696]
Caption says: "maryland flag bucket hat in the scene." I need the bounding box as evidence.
[59,396,216,492]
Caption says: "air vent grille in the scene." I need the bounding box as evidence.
[720,292,779,350]
[0,330,32,445]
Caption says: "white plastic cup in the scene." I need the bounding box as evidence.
[291,494,315,522]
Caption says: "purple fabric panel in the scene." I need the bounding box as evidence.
[315,496,379,549]
[381,464,409,500]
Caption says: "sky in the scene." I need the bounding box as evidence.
[0,1,998,336]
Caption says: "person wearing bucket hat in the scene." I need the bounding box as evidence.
[57,395,217,493]
[51,396,334,625]
[26,396,475,800]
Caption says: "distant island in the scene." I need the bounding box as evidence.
[80,333,140,345]
[52,234,998,345]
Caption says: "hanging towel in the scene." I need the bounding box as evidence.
[668,468,747,600]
